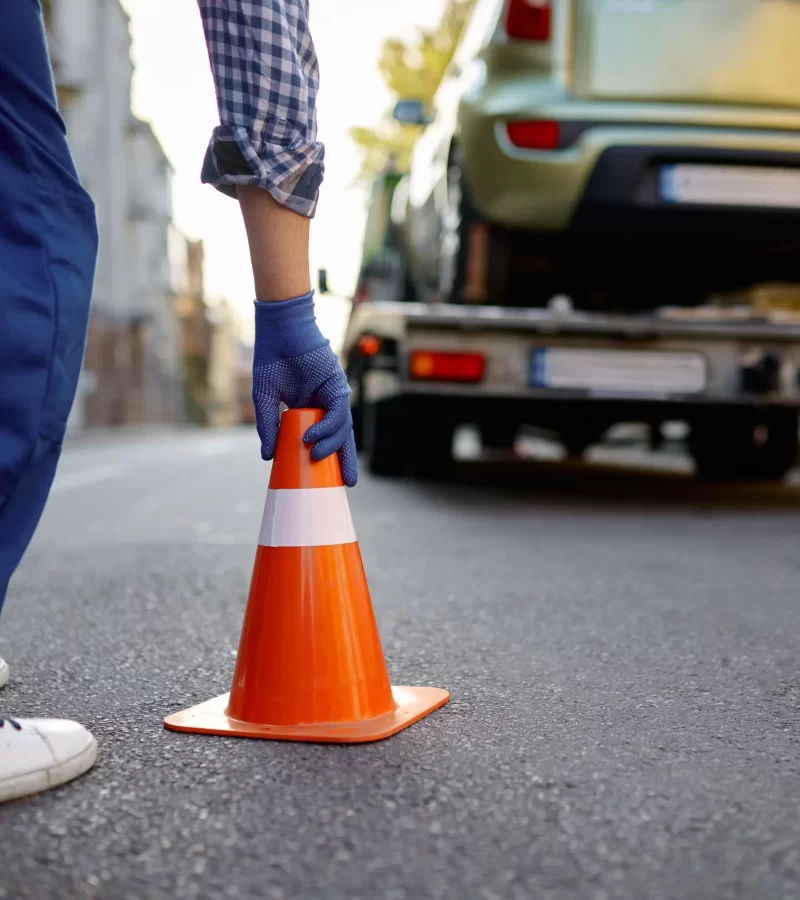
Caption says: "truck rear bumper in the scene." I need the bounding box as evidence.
[400,382,800,408]
[355,303,800,410]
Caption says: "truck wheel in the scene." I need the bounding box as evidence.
[351,398,364,452]
[350,376,364,452]
[438,152,510,305]
[481,422,518,452]
[364,399,407,478]
[411,417,456,479]
[345,365,365,452]
[689,410,799,482]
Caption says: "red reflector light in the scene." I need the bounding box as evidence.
[409,351,485,383]
[506,0,551,41]
[358,335,381,357]
[506,120,559,150]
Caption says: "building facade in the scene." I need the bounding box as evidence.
[46,0,183,429]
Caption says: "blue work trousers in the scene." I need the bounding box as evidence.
[0,0,98,611]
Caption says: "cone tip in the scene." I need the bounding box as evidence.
[282,408,324,429]
[269,407,343,490]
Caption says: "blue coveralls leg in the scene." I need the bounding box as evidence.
[0,0,98,612]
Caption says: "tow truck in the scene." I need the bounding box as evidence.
[330,0,800,482]
[327,179,800,482]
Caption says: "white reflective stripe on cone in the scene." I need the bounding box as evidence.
[258,487,357,548]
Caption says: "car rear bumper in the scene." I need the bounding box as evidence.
[571,145,800,243]
[460,100,800,234]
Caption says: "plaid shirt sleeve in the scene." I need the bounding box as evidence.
[197,0,324,218]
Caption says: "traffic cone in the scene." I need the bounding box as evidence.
[164,408,449,742]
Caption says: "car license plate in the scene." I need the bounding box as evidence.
[530,348,706,395]
[660,164,800,209]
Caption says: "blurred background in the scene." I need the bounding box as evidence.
[42,0,800,482]
[42,0,453,433]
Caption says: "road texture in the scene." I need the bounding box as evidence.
[1,427,800,900]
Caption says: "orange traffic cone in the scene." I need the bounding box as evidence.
[164,408,449,742]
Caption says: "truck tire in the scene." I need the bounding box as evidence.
[410,416,456,479]
[350,377,364,452]
[439,152,510,305]
[364,399,406,478]
[352,402,364,452]
[689,409,799,482]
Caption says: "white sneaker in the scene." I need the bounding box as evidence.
[0,717,97,803]
[0,658,7,689]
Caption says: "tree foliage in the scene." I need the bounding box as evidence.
[350,0,475,180]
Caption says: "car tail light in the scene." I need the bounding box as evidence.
[354,282,370,304]
[506,0,551,41]
[409,351,485,383]
[506,120,560,150]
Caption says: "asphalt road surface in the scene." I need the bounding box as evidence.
[2,428,800,900]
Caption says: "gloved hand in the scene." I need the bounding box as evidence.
[252,291,358,487]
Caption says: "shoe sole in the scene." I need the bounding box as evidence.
[0,734,98,804]
[0,660,8,689]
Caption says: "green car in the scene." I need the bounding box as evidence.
[392,0,800,309]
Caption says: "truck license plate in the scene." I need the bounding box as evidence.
[660,164,800,209]
[530,348,706,395]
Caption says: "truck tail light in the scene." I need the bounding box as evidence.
[506,0,551,41]
[409,351,485,383]
[506,120,560,150]
[358,334,381,357]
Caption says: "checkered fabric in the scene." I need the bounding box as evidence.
[197,0,325,217]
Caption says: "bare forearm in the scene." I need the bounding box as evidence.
[237,185,311,302]
[197,0,322,301]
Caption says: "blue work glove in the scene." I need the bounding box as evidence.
[252,291,358,487]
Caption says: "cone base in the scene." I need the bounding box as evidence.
[164,686,449,744]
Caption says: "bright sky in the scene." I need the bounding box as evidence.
[121,0,443,344]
